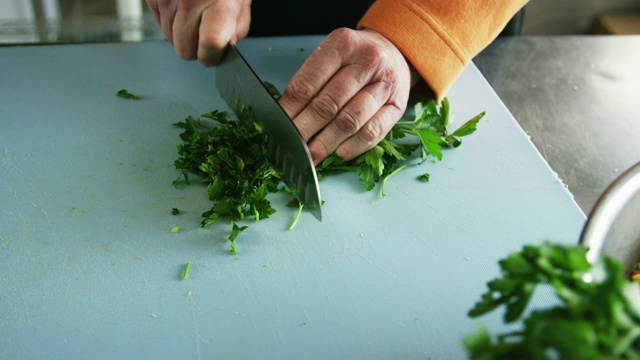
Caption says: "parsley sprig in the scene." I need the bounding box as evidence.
[464,241,640,359]
[316,97,484,191]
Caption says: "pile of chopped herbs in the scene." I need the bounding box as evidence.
[464,241,640,359]
[172,96,484,253]
[172,110,279,253]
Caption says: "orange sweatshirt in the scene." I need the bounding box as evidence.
[358,0,528,101]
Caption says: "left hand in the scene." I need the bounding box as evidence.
[279,28,414,166]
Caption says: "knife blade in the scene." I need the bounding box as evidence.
[215,44,322,221]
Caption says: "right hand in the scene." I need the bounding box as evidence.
[145,0,252,66]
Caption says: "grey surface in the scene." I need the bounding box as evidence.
[522,0,640,35]
[475,35,640,215]
[0,38,585,359]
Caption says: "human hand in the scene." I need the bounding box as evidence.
[145,0,252,66]
[279,28,415,166]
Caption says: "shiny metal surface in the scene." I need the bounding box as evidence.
[578,161,640,268]
[216,44,323,220]
[474,36,640,215]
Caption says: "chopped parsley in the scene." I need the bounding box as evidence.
[182,262,191,281]
[172,90,483,253]
[116,88,141,100]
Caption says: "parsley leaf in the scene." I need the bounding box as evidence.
[317,97,484,195]
[464,241,640,359]
[417,173,430,182]
[116,88,141,100]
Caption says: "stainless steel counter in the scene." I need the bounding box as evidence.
[474,35,640,215]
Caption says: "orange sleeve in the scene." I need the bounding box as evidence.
[357,0,528,102]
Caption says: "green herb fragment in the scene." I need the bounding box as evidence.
[182,262,191,280]
[171,208,180,215]
[289,201,304,230]
[381,164,407,198]
[464,241,640,359]
[418,173,430,182]
[228,223,248,254]
[116,88,141,100]
[262,81,282,100]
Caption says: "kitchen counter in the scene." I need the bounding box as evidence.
[474,35,640,215]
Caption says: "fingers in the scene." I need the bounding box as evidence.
[172,1,210,60]
[306,81,402,165]
[330,103,404,164]
[280,28,412,165]
[148,0,251,66]
[145,0,161,24]
[197,0,252,66]
[153,0,178,45]
[279,34,345,120]
[290,62,372,142]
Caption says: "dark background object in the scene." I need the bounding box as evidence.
[249,0,374,37]
[500,8,526,36]
[249,2,525,37]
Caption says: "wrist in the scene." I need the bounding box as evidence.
[405,58,436,101]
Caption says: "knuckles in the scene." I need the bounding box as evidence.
[358,118,383,145]
[198,32,226,53]
[333,108,361,135]
[309,137,331,164]
[285,75,316,103]
[310,93,341,122]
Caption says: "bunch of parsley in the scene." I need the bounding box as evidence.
[464,241,640,359]
[317,97,484,193]
[172,97,484,253]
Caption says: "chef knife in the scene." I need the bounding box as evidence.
[215,44,322,221]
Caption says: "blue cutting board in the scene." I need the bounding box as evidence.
[0,37,585,359]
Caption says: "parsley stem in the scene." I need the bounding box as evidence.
[289,202,304,230]
[230,242,238,254]
[394,121,414,126]
[381,164,407,198]
[182,262,191,280]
